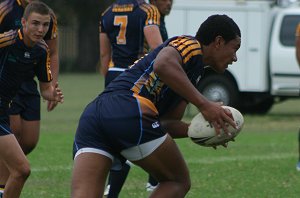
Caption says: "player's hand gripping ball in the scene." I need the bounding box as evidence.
[187,106,244,147]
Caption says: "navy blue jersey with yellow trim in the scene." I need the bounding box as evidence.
[0,0,58,40]
[100,0,160,69]
[0,29,52,103]
[104,35,204,115]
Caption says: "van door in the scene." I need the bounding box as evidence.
[269,8,300,96]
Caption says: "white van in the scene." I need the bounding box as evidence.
[166,0,300,113]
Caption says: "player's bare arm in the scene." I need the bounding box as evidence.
[296,36,300,68]
[153,46,236,135]
[46,37,60,111]
[100,33,111,76]
[160,100,189,138]
[144,25,163,50]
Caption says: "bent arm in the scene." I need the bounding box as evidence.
[154,47,236,134]
[100,33,111,76]
[46,38,59,83]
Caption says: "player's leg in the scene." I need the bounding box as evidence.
[10,117,40,154]
[0,134,30,198]
[146,174,158,192]
[129,134,191,198]
[71,152,112,198]
[9,91,41,155]
[107,161,131,198]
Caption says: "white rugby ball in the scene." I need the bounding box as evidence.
[187,106,244,147]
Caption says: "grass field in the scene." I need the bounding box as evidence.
[21,73,300,198]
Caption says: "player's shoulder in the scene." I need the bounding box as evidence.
[0,0,16,17]
[169,36,201,50]
[0,29,17,48]
[0,0,15,6]
[168,36,202,64]
[139,2,159,14]
[49,8,57,23]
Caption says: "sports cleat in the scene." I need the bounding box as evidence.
[296,161,300,171]
[103,184,110,196]
[146,182,158,192]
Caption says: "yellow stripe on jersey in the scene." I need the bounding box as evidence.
[140,4,160,26]
[0,0,14,24]
[133,93,158,114]
[296,23,300,37]
[16,0,22,6]
[169,37,202,64]
[45,48,52,81]
[131,74,148,94]
[112,3,134,12]
[17,29,22,39]
[0,29,16,48]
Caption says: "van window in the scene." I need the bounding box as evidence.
[280,15,300,47]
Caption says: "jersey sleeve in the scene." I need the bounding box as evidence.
[140,4,160,27]
[34,43,52,82]
[99,6,111,34]
[168,36,203,70]
[43,10,58,41]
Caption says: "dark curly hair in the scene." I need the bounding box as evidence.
[196,14,241,45]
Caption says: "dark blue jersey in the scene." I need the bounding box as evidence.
[100,0,160,69]
[0,29,52,104]
[104,35,204,115]
[0,0,58,40]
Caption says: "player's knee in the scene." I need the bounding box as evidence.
[179,174,191,193]
[11,162,31,182]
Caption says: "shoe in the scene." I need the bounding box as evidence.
[296,161,300,171]
[104,185,110,196]
[146,182,158,192]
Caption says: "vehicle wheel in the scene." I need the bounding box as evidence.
[197,74,240,109]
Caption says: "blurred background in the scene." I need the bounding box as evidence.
[43,0,114,72]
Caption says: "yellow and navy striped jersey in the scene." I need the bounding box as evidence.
[104,35,204,115]
[99,0,160,69]
[0,0,58,40]
[0,29,52,103]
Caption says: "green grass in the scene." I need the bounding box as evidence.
[22,73,300,198]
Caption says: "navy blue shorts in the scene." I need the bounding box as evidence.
[8,80,41,121]
[73,91,166,161]
[105,68,125,87]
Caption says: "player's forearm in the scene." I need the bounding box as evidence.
[161,120,189,138]
[50,52,59,83]
[47,38,60,83]
[100,55,110,76]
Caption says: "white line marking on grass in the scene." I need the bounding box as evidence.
[186,153,296,164]
[31,165,72,172]
[30,153,296,172]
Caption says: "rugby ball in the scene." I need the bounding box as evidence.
[187,106,244,147]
